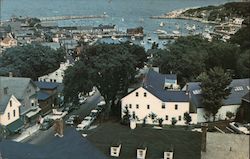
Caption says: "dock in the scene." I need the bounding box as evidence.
[39,15,108,21]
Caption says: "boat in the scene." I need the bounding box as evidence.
[172,30,180,35]
[154,29,167,34]
[186,24,196,31]
[121,18,124,22]
[118,38,124,42]
[160,22,165,27]
[111,36,117,40]
[147,37,154,44]
[131,36,135,41]
[140,40,145,45]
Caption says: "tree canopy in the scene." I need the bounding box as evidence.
[153,35,248,86]
[197,67,232,121]
[0,44,65,80]
[63,43,147,112]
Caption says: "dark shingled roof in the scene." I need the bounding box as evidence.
[185,78,250,108]
[0,128,107,159]
[37,91,51,100]
[242,91,250,103]
[35,81,58,90]
[142,69,188,102]
[0,95,11,113]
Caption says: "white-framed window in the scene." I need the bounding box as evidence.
[178,115,181,121]
[165,115,168,120]
[13,110,16,117]
[129,104,132,109]
[136,92,139,97]
[8,112,10,120]
[162,103,165,109]
[136,104,139,109]
[147,105,150,109]
[175,104,178,110]
[144,92,147,97]
[10,100,12,107]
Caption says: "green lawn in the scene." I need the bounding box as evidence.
[87,122,201,159]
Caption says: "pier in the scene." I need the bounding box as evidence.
[39,15,108,21]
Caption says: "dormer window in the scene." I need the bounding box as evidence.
[4,87,8,94]
[175,104,178,110]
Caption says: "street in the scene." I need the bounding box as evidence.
[23,91,102,145]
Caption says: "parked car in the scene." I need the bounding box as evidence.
[89,109,99,119]
[96,106,103,113]
[229,122,250,134]
[76,116,93,131]
[65,115,79,125]
[97,100,106,106]
[40,119,54,130]
[79,97,87,104]
[63,106,78,113]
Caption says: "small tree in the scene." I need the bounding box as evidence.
[158,118,163,127]
[148,112,157,123]
[121,107,130,125]
[184,112,192,125]
[142,117,147,127]
[171,117,177,126]
[226,111,235,120]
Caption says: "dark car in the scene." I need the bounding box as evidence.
[40,119,54,130]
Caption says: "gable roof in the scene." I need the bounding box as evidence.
[129,69,187,102]
[37,91,51,100]
[0,128,106,159]
[35,81,58,90]
[0,76,37,100]
[185,78,250,108]
[0,95,12,113]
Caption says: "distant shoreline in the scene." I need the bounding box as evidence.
[150,7,219,24]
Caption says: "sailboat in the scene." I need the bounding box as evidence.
[160,22,165,27]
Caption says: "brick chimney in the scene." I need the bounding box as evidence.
[201,123,208,152]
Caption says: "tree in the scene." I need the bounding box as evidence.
[0,44,65,80]
[63,43,146,114]
[198,67,232,121]
[158,118,163,127]
[184,112,192,125]
[171,117,177,126]
[121,106,130,125]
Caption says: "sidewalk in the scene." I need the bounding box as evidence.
[12,124,40,142]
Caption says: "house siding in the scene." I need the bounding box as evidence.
[121,87,191,125]
[0,95,21,126]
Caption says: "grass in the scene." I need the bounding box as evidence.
[87,122,201,159]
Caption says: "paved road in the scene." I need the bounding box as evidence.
[23,91,102,145]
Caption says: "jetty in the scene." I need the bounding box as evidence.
[39,15,108,21]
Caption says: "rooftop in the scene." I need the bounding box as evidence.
[142,69,188,102]
[185,78,250,108]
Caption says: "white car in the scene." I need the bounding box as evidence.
[229,122,250,135]
[76,116,93,131]
[97,100,106,106]
[89,109,98,119]
[79,97,87,104]
[65,115,79,125]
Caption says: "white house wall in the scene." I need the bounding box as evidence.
[121,87,191,125]
[0,95,21,126]
[38,62,70,83]
[197,105,240,123]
